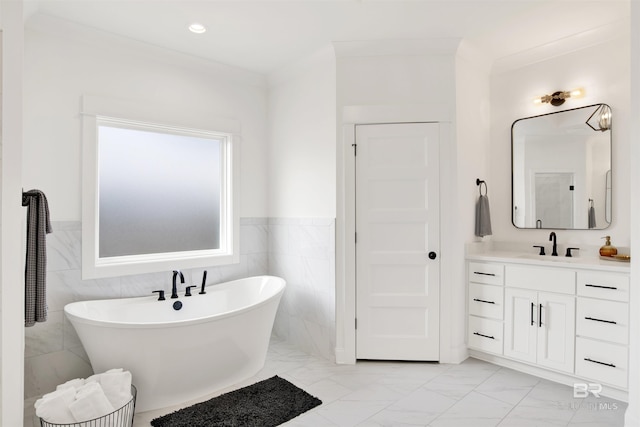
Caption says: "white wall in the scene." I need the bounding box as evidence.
[267,45,336,218]
[23,14,269,221]
[266,46,337,360]
[335,40,458,108]
[454,40,492,361]
[626,3,639,426]
[489,36,630,248]
[1,2,27,426]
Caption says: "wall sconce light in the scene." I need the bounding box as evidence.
[586,104,612,132]
[533,88,584,106]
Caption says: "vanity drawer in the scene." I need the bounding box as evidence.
[468,262,504,285]
[505,265,575,294]
[577,271,629,302]
[468,283,503,320]
[575,337,628,389]
[468,316,503,355]
[576,298,628,345]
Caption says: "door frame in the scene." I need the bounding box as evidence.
[335,104,456,364]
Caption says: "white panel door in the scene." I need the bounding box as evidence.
[355,123,440,361]
[536,292,575,373]
[504,288,537,364]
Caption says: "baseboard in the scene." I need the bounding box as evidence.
[441,343,469,364]
[334,347,355,365]
[469,350,628,402]
[624,410,640,427]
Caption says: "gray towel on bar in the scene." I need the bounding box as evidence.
[22,189,52,327]
[588,206,596,229]
[475,195,492,237]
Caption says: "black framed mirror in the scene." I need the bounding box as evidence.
[511,104,612,230]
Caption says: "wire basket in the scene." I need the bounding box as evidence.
[40,385,136,427]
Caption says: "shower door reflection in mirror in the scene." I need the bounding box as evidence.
[534,172,574,229]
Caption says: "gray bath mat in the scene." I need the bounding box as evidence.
[150,376,322,427]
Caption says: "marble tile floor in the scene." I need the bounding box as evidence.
[27,338,627,427]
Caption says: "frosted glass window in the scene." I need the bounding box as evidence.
[82,112,238,279]
[98,125,223,257]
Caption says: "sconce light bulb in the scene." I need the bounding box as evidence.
[189,23,206,34]
[570,88,584,98]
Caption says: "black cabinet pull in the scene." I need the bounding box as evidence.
[585,316,617,325]
[538,304,543,327]
[585,283,617,290]
[530,302,535,326]
[473,298,495,305]
[473,332,495,340]
[584,358,616,368]
[473,271,496,277]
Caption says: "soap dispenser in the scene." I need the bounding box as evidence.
[599,236,618,257]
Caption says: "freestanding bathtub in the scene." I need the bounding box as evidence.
[64,275,286,412]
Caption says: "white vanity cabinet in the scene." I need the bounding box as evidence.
[467,262,505,355]
[466,254,630,397]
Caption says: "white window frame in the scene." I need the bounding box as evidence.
[81,97,240,279]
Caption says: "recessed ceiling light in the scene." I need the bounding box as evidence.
[189,23,206,34]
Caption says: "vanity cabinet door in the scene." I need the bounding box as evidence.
[504,289,575,374]
[504,288,537,364]
[536,292,575,373]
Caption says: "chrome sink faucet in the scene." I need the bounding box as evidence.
[549,232,558,256]
[172,270,185,299]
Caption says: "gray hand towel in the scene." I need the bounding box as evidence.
[475,195,492,237]
[588,206,596,229]
[22,189,52,327]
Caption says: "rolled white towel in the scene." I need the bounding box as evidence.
[86,367,123,385]
[69,382,115,422]
[35,386,76,410]
[55,377,85,391]
[100,370,133,409]
[35,388,76,424]
[75,381,100,399]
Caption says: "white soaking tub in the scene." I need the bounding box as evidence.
[64,275,285,412]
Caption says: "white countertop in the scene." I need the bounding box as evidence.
[466,251,630,273]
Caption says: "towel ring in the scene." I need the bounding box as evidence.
[476,179,488,196]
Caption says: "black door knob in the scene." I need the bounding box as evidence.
[428,251,437,260]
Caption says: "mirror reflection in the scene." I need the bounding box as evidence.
[511,104,612,230]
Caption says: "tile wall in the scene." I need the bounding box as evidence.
[269,218,336,362]
[24,217,336,400]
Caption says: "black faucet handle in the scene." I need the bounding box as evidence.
[185,285,197,297]
[565,247,580,257]
[152,290,166,301]
[199,270,208,295]
[533,245,546,256]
